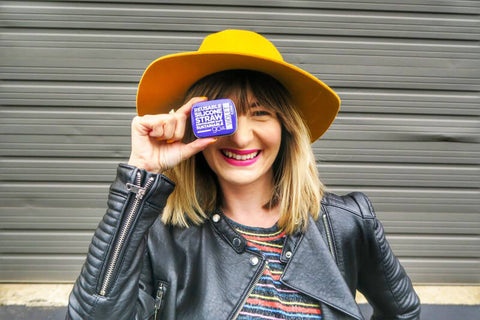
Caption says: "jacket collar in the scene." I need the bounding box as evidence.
[210,209,247,254]
[281,216,363,320]
[211,209,363,320]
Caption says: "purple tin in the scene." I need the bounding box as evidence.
[191,99,237,138]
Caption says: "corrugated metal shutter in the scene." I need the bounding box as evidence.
[1,1,479,284]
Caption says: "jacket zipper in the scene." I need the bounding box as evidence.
[232,260,267,320]
[153,282,167,320]
[99,172,155,296]
[322,213,337,261]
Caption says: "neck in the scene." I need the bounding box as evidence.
[219,176,280,228]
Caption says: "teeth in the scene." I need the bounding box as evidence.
[223,150,259,160]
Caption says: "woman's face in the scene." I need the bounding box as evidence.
[202,93,282,189]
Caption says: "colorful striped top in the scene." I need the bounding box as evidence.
[228,218,323,320]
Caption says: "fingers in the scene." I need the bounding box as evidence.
[171,112,186,142]
[181,138,217,160]
[168,96,207,143]
[176,96,207,117]
[131,114,168,138]
[133,96,208,143]
[129,96,212,171]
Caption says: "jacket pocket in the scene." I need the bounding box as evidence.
[151,280,168,320]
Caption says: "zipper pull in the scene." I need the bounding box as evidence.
[126,177,154,200]
[126,183,147,200]
[154,283,166,320]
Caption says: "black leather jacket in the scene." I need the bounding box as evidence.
[67,164,420,320]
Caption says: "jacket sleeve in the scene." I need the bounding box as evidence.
[353,192,421,320]
[66,164,175,320]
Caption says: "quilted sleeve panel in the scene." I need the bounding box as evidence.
[66,164,174,320]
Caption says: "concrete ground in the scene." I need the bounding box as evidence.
[1,304,479,320]
[1,284,479,319]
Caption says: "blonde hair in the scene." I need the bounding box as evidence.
[162,70,324,234]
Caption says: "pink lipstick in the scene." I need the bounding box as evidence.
[221,149,261,166]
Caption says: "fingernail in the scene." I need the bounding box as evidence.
[208,138,218,144]
[166,139,175,144]
[199,96,208,100]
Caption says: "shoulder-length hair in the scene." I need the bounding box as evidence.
[161,70,324,234]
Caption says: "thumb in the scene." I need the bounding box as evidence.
[180,138,217,161]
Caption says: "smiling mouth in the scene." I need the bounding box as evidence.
[221,149,260,161]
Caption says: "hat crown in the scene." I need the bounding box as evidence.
[137,29,340,142]
[198,29,284,62]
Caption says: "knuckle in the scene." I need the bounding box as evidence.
[177,113,187,121]
[131,115,141,125]
[131,116,145,129]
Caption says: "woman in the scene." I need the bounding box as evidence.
[67,30,420,320]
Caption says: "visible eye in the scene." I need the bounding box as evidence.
[251,110,272,117]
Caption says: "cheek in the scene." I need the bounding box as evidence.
[201,147,217,169]
[264,123,282,152]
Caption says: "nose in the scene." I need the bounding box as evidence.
[229,115,253,147]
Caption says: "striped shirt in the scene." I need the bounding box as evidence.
[228,218,323,320]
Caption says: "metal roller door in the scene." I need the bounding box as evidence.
[1,1,479,284]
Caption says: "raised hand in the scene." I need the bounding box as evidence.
[128,97,216,173]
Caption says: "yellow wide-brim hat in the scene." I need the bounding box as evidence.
[137,29,340,142]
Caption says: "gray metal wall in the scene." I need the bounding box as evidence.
[1,1,479,284]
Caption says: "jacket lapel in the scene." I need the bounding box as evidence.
[281,217,364,320]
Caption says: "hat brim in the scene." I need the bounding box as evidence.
[136,51,340,142]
